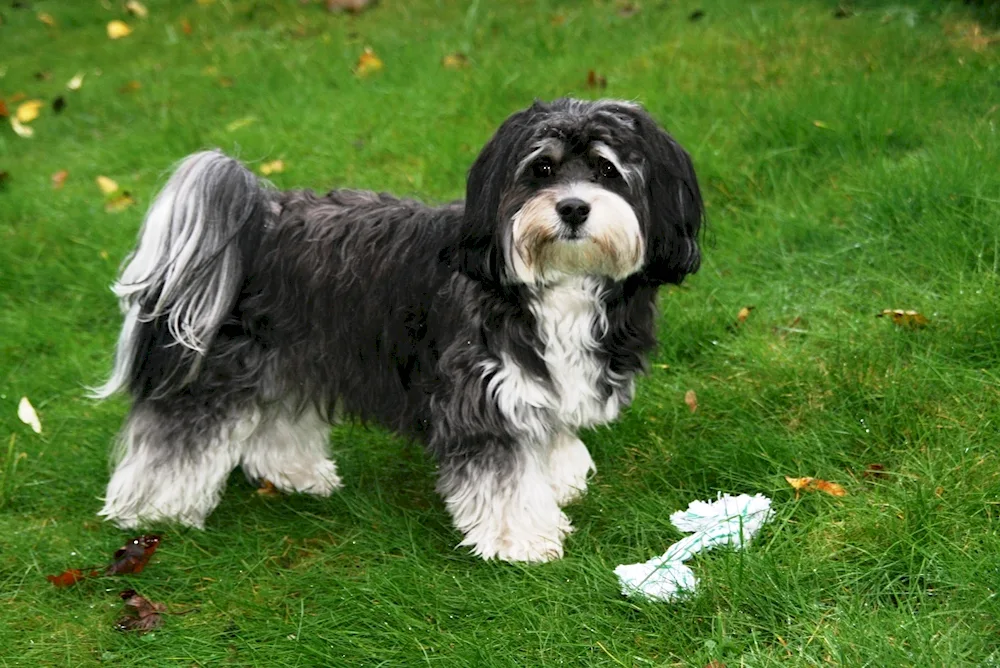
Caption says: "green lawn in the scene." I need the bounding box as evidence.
[2,0,1000,665]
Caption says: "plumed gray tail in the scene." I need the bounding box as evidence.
[92,150,272,399]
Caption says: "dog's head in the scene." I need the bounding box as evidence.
[449,98,703,288]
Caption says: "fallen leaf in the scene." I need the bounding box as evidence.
[550,13,566,26]
[10,117,33,138]
[17,397,41,434]
[217,76,234,88]
[38,12,56,26]
[0,100,7,117]
[46,568,98,588]
[442,52,469,69]
[107,20,132,39]
[225,116,256,132]
[355,47,384,77]
[256,479,280,496]
[877,309,929,329]
[684,389,698,413]
[15,99,44,123]
[119,80,141,94]
[96,175,119,195]
[67,72,85,90]
[52,169,69,189]
[813,120,831,129]
[616,1,640,18]
[100,250,110,260]
[52,96,66,113]
[125,0,148,19]
[327,0,373,13]
[180,18,193,34]
[10,93,27,103]
[105,192,136,213]
[737,305,755,323]
[863,463,886,480]
[586,70,607,89]
[106,535,161,575]
[259,160,284,176]
[785,476,847,498]
[115,590,166,634]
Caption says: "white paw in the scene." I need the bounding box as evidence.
[267,458,343,496]
[548,436,596,507]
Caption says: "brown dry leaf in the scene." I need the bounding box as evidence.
[10,117,33,138]
[327,0,373,13]
[259,160,284,176]
[355,47,384,77]
[586,70,607,89]
[105,192,135,213]
[46,568,99,587]
[10,93,27,104]
[38,12,56,27]
[67,72,85,90]
[550,13,567,26]
[107,20,133,39]
[119,80,142,94]
[115,589,166,634]
[442,52,469,69]
[96,175,119,195]
[180,18,193,34]
[256,479,280,496]
[736,305,755,323]
[217,76,234,88]
[785,476,847,498]
[684,389,698,413]
[125,0,149,19]
[16,99,44,124]
[52,170,69,189]
[0,100,8,118]
[617,1,640,18]
[877,309,929,329]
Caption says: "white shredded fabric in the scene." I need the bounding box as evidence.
[615,493,774,602]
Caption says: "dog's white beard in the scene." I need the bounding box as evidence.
[509,183,644,284]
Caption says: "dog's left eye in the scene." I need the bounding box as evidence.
[532,158,555,179]
[597,157,621,180]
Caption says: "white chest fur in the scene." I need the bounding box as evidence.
[485,277,630,444]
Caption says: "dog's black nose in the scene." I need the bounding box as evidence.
[556,198,590,228]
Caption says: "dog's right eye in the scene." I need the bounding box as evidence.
[532,158,555,179]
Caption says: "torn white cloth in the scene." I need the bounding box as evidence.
[615,493,773,602]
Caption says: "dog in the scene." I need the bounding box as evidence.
[93,98,703,562]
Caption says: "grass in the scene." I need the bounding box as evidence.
[2,0,999,665]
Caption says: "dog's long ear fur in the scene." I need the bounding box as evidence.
[632,111,704,286]
[445,105,543,287]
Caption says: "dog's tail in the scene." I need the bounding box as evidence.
[92,150,272,400]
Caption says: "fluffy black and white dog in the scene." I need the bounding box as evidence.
[94,98,703,562]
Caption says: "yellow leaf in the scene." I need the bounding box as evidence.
[38,12,56,27]
[355,47,384,77]
[96,175,119,195]
[226,116,256,132]
[105,192,135,213]
[736,305,755,323]
[684,389,698,413]
[67,72,85,90]
[442,52,469,69]
[100,250,110,260]
[259,160,284,176]
[785,476,847,498]
[256,479,280,496]
[877,309,929,329]
[10,117,34,138]
[15,99,44,123]
[18,397,42,434]
[107,20,132,39]
[52,170,69,189]
[125,0,148,19]
[812,120,831,129]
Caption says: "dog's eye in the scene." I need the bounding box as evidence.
[532,158,555,179]
[597,157,621,180]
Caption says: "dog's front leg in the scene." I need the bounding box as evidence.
[436,438,572,563]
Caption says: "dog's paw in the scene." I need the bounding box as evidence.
[269,458,343,496]
[548,435,596,507]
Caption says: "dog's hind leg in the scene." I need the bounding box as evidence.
[240,404,342,496]
[100,402,250,529]
[547,430,595,507]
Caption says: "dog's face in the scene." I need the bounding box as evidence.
[451,98,703,287]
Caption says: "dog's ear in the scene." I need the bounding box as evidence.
[632,110,704,286]
[444,105,543,286]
